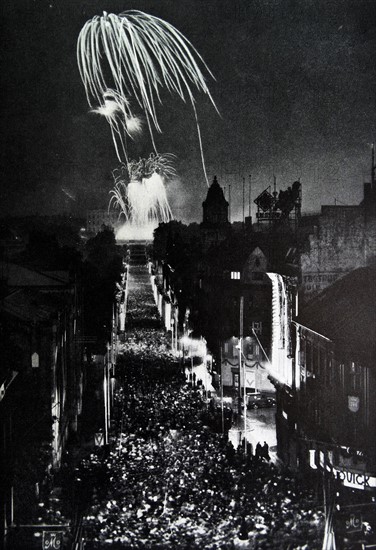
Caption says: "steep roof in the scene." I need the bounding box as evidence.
[297,267,376,365]
[1,289,64,323]
[202,176,228,207]
[0,262,69,288]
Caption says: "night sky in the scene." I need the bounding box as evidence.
[1,0,375,222]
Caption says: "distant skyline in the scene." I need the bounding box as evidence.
[1,0,375,223]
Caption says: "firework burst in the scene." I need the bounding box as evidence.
[91,89,142,162]
[77,10,217,181]
[109,153,175,226]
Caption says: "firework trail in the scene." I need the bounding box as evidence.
[91,90,143,163]
[77,10,217,183]
[109,153,175,226]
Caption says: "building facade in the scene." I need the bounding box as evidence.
[272,267,376,545]
[301,161,376,302]
[87,209,120,235]
[0,263,84,539]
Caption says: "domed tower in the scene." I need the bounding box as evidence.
[201,176,230,249]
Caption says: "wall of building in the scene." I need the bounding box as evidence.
[87,209,120,234]
[0,277,84,534]
[301,205,376,301]
[221,336,275,395]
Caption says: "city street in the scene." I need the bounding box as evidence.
[75,249,324,549]
[229,408,278,463]
[1,3,375,547]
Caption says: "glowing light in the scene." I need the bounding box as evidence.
[110,153,174,235]
[77,10,217,180]
[179,336,207,357]
[91,90,142,162]
[266,272,293,387]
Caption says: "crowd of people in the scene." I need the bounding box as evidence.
[77,262,325,549]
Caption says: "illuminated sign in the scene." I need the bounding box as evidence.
[308,449,376,490]
[348,395,360,413]
[42,531,64,549]
[333,468,375,491]
[308,449,376,491]
[336,512,363,534]
[95,432,104,446]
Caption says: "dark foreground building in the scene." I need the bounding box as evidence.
[275,267,376,546]
[0,262,84,542]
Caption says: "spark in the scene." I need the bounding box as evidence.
[61,187,76,201]
[77,10,218,182]
[91,90,143,162]
[109,153,174,226]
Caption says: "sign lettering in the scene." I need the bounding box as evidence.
[336,512,363,534]
[335,469,371,490]
[308,450,376,490]
[42,531,63,550]
[345,513,362,532]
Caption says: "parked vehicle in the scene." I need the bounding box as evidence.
[247,393,276,409]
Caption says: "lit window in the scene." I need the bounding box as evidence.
[233,343,239,358]
[231,271,241,280]
[246,343,259,358]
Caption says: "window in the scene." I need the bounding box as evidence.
[231,271,241,280]
[247,342,260,359]
[233,343,239,358]
[313,347,319,376]
[349,362,361,393]
[306,341,312,374]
